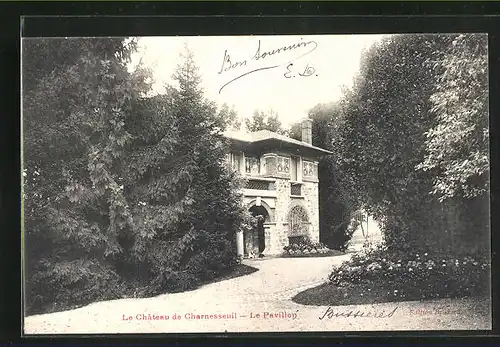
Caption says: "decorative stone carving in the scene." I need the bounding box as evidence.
[288,205,309,236]
[277,156,290,174]
[303,161,317,178]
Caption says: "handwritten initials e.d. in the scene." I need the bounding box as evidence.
[284,63,317,79]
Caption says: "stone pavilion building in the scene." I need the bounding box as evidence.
[224,119,332,257]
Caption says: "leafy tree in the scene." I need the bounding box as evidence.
[245,110,265,132]
[335,33,489,257]
[417,34,489,201]
[335,35,488,256]
[244,109,288,135]
[289,122,302,141]
[220,104,241,131]
[286,101,361,250]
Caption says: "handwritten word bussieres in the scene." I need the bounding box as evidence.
[319,306,399,320]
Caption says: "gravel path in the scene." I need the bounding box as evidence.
[24,255,491,334]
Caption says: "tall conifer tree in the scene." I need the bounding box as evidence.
[125,46,247,291]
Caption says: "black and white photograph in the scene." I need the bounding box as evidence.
[22,32,491,334]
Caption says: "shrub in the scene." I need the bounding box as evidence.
[26,258,125,314]
[328,245,490,299]
[324,219,357,252]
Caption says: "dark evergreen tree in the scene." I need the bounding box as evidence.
[123,47,247,292]
[23,40,248,314]
[288,103,359,251]
[309,103,360,251]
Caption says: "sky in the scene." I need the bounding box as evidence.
[130,34,386,127]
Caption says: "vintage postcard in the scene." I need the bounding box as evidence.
[22,33,491,334]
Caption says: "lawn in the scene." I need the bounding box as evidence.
[292,279,489,307]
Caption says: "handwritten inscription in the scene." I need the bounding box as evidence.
[284,62,317,78]
[218,38,318,93]
[318,306,399,320]
[218,50,248,74]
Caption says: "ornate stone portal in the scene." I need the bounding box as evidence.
[245,206,269,255]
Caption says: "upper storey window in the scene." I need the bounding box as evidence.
[277,156,290,174]
[226,152,242,172]
[261,154,292,178]
[303,161,318,179]
[245,156,260,175]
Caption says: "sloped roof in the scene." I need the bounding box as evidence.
[224,129,333,156]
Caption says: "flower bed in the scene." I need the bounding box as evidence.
[283,237,343,257]
[334,245,489,299]
[293,243,490,306]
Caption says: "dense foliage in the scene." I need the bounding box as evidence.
[310,103,361,251]
[120,48,247,293]
[321,33,490,303]
[23,38,148,313]
[334,34,490,256]
[23,38,247,314]
[417,34,489,201]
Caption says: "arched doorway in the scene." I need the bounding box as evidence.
[246,205,270,256]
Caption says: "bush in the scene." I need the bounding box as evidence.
[329,244,490,299]
[26,258,125,315]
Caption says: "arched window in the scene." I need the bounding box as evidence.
[288,205,309,236]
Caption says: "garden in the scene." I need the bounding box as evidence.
[293,242,490,306]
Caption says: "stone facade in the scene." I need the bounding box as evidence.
[238,172,319,256]
[226,120,331,257]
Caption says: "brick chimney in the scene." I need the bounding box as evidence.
[301,118,312,144]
